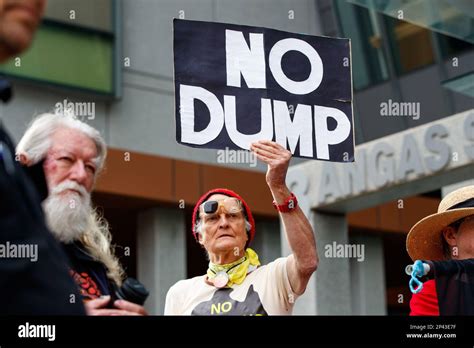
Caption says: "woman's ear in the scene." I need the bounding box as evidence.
[442,226,457,247]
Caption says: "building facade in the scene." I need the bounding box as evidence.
[0,0,472,315]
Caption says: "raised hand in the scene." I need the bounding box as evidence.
[250,140,291,190]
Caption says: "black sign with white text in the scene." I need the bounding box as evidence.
[174,19,354,162]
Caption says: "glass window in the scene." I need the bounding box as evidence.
[334,1,389,90]
[384,17,435,74]
[437,33,473,59]
[45,0,113,32]
[348,0,474,45]
[0,0,117,97]
[442,71,474,98]
[349,0,474,73]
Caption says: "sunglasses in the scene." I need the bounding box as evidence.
[199,197,243,221]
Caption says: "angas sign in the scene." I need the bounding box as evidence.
[173,19,354,162]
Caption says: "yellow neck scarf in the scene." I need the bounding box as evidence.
[207,248,260,288]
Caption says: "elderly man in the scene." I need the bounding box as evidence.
[407,185,474,315]
[17,112,147,316]
[165,140,317,315]
[0,0,86,314]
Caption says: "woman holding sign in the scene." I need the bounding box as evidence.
[164,140,317,315]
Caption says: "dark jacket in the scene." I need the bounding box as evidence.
[0,123,85,315]
[63,241,114,301]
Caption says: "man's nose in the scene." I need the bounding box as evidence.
[69,160,88,185]
[218,214,230,228]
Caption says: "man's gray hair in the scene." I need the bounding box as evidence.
[16,112,107,174]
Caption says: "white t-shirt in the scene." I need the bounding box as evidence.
[164,257,297,315]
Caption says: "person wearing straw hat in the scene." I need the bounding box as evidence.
[164,140,318,315]
[406,185,474,315]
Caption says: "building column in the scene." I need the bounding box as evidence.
[350,234,386,315]
[281,211,352,314]
[253,219,281,264]
[313,212,352,314]
[137,207,186,315]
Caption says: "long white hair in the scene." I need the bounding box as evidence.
[17,112,124,285]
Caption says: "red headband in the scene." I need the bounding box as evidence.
[192,188,255,246]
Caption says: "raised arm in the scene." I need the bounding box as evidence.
[251,140,318,295]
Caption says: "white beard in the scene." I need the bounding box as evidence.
[43,180,91,244]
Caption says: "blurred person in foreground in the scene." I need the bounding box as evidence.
[0,0,85,314]
[165,140,318,315]
[17,112,148,316]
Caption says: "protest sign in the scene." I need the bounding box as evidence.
[174,19,354,162]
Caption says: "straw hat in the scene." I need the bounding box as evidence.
[406,185,474,261]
